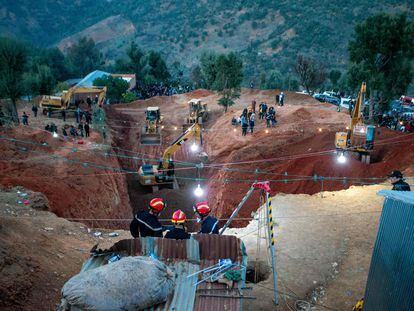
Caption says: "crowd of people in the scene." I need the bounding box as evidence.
[130,199,219,240]
[135,83,195,99]
[21,100,94,140]
[232,92,285,136]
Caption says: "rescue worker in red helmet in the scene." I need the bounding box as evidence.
[130,198,165,238]
[165,210,191,240]
[195,201,220,234]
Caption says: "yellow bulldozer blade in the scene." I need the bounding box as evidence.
[140,126,161,145]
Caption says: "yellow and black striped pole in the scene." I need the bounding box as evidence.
[268,195,275,246]
[265,191,278,305]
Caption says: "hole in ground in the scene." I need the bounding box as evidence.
[245,260,271,283]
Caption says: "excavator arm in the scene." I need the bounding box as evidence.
[62,86,107,108]
[161,123,202,169]
[347,82,366,144]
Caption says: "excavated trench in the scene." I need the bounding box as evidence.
[104,90,414,230]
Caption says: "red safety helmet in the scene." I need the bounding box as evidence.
[149,198,165,213]
[172,210,186,224]
[195,201,211,216]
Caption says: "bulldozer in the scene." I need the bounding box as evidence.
[335,82,375,164]
[138,123,203,192]
[183,99,208,131]
[39,86,107,114]
[140,107,163,145]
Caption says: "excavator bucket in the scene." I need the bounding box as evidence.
[140,126,161,145]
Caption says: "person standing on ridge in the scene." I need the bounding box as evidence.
[241,114,248,136]
[194,201,220,234]
[165,210,191,240]
[249,111,255,134]
[280,92,285,106]
[31,104,38,117]
[84,123,90,137]
[22,112,29,125]
[130,198,165,238]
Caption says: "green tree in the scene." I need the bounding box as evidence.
[348,14,414,112]
[0,37,28,124]
[67,37,102,77]
[93,75,129,102]
[171,61,184,83]
[265,70,283,89]
[36,65,55,95]
[146,51,170,82]
[122,91,137,103]
[116,42,146,79]
[329,70,342,88]
[212,52,243,112]
[22,72,40,101]
[259,72,266,89]
[294,55,326,93]
[200,52,218,89]
[55,81,70,92]
[34,47,70,82]
[190,65,205,88]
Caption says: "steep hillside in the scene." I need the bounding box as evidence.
[1,1,412,79]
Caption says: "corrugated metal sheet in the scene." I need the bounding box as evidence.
[363,193,414,311]
[109,236,200,262]
[194,234,243,262]
[193,235,247,311]
[75,70,109,88]
[79,235,247,311]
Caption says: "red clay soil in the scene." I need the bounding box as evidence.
[104,90,217,230]
[0,187,130,310]
[105,88,414,227]
[0,120,132,229]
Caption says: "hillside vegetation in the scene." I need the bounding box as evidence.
[1,1,413,82]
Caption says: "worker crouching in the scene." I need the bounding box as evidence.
[130,198,165,238]
[165,210,191,240]
[195,201,220,234]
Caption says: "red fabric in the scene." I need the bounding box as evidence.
[252,181,271,193]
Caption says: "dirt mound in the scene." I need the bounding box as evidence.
[290,107,312,122]
[103,88,414,227]
[186,89,213,98]
[0,123,132,229]
[227,184,386,311]
[0,187,130,310]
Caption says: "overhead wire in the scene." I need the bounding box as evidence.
[2,114,414,184]
[1,136,414,185]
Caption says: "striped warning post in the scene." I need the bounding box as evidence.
[268,196,275,246]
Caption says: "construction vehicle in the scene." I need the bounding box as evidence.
[335,82,375,164]
[183,99,208,131]
[140,107,163,145]
[39,86,107,114]
[138,123,202,192]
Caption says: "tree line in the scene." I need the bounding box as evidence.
[293,13,414,113]
[1,12,413,123]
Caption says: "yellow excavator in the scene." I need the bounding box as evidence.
[39,86,107,114]
[138,123,202,192]
[140,107,163,145]
[335,82,375,164]
[183,99,208,131]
